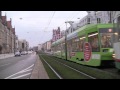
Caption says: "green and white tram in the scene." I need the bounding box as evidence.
[52,24,114,66]
[112,11,120,70]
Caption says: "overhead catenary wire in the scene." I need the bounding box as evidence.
[42,11,81,33]
[39,11,82,45]
[59,11,81,30]
[43,11,56,32]
[39,11,56,44]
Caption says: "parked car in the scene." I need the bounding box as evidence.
[21,51,27,55]
[15,51,21,56]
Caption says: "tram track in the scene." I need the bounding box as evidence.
[40,55,62,79]
[43,53,120,79]
[40,54,96,79]
[98,67,120,77]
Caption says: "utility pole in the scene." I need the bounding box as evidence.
[65,22,68,60]
[65,21,74,60]
[110,11,112,23]
[14,35,16,54]
[107,11,112,23]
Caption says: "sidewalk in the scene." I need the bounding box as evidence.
[0,53,14,60]
[30,55,49,79]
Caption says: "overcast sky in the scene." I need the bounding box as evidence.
[2,11,87,47]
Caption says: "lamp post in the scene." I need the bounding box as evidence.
[65,22,68,60]
[14,35,16,54]
[107,11,112,23]
[65,21,74,60]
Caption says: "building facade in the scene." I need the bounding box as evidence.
[52,27,61,42]
[18,39,29,52]
[15,35,19,51]
[66,11,112,35]
[38,44,42,51]
[46,40,52,52]
[0,11,16,54]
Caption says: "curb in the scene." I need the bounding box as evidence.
[30,55,49,79]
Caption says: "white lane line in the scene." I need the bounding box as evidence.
[54,59,96,79]
[21,69,33,72]
[5,64,34,79]
[41,56,62,79]
[11,73,31,79]
[0,63,11,67]
[5,69,33,79]
[22,64,34,71]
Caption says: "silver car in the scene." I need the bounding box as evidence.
[15,51,21,56]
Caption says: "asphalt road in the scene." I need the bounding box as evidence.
[0,53,37,79]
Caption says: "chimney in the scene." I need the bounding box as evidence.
[58,27,60,30]
[14,26,15,34]
[2,16,7,25]
[9,18,12,29]
[10,18,12,22]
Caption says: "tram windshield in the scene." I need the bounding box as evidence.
[99,28,114,48]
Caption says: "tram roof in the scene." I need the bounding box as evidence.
[67,23,113,40]
[52,36,65,46]
[51,24,113,46]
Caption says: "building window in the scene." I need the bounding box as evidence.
[97,18,101,23]
[66,30,69,34]
[73,28,75,31]
[87,18,90,24]
[71,28,72,33]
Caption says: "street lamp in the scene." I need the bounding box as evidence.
[65,21,74,60]
[65,22,68,60]
[107,11,112,23]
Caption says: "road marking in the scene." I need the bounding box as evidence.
[0,63,11,67]
[5,69,33,79]
[11,73,31,79]
[5,64,34,79]
[40,56,62,79]
[22,64,34,71]
[54,58,96,79]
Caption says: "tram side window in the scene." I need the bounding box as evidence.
[72,37,80,52]
[52,46,55,52]
[88,32,100,52]
[54,46,56,52]
[58,44,60,51]
[57,45,59,51]
[79,36,86,52]
[56,45,58,51]
[61,43,65,52]
[76,37,80,51]
[59,44,61,51]
[67,40,72,52]
[72,38,76,52]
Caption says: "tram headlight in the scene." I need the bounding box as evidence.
[112,54,115,57]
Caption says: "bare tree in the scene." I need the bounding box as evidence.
[107,11,112,23]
